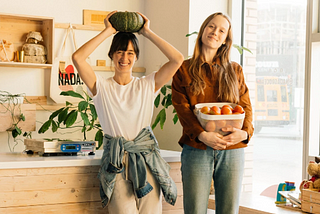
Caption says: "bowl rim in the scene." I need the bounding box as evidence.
[195,102,245,120]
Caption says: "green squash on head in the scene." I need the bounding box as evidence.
[109,11,144,32]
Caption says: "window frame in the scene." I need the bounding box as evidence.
[303,0,320,179]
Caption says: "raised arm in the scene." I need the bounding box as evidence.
[137,13,184,92]
[72,11,117,96]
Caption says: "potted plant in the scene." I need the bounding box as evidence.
[38,91,104,149]
[152,85,178,130]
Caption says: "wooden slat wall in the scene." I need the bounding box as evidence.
[0,162,183,213]
[0,202,104,214]
[0,165,104,213]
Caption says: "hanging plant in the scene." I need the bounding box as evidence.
[0,90,32,151]
[0,91,26,137]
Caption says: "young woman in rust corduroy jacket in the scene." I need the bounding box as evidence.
[172,12,254,214]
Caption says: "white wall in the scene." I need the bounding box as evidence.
[144,0,189,151]
[188,0,228,57]
[151,0,233,151]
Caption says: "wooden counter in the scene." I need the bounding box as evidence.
[0,150,183,214]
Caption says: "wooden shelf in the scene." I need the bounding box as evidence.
[0,62,52,69]
[36,104,66,111]
[92,66,145,73]
[25,96,66,111]
[0,13,54,65]
[55,23,104,31]
[0,61,145,72]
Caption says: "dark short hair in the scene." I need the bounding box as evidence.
[108,32,140,60]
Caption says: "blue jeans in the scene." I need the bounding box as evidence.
[181,144,244,214]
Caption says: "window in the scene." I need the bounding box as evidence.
[266,90,277,102]
[281,86,287,102]
[257,85,265,102]
[303,0,320,176]
[252,0,306,196]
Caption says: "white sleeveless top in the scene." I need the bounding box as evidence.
[88,72,159,140]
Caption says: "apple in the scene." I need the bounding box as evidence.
[209,106,221,115]
[201,106,210,114]
[205,120,216,132]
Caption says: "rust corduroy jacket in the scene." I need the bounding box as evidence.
[171,58,254,150]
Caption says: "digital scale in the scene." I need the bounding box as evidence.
[24,139,97,156]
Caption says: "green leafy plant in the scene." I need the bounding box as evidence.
[38,91,104,149]
[152,85,179,130]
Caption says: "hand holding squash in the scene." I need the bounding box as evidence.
[104,11,117,34]
[136,12,151,36]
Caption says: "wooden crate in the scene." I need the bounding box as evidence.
[0,13,54,64]
[0,103,36,132]
[302,189,320,204]
[301,189,320,213]
[301,201,320,213]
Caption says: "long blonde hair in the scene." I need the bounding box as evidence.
[189,12,239,103]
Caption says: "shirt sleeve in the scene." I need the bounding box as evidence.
[172,67,205,142]
[87,72,100,98]
[234,63,254,143]
[143,71,160,98]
